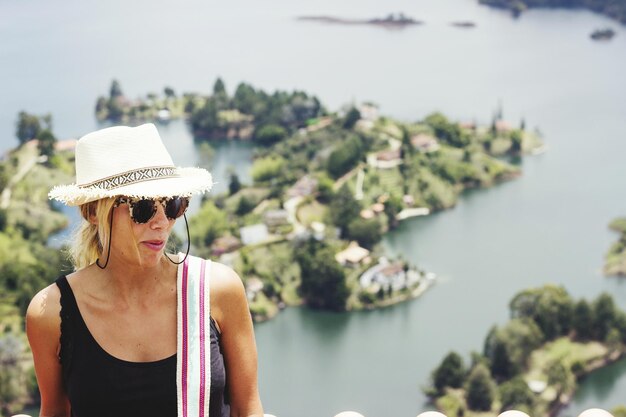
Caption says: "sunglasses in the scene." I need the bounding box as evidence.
[115,196,190,224]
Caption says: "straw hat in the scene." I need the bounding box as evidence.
[48,123,213,206]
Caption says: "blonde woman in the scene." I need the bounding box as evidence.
[26,124,263,417]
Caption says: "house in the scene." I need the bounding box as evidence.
[359,258,420,292]
[263,209,290,228]
[310,221,326,240]
[358,103,379,121]
[411,134,440,153]
[239,224,269,246]
[54,139,77,152]
[360,209,375,220]
[367,148,402,169]
[245,277,264,301]
[286,175,318,199]
[495,120,512,133]
[372,203,385,214]
[306,116,333,133]
[335,241,371,267]
[211,235,242,256]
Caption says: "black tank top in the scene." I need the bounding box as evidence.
[55,275,230,417]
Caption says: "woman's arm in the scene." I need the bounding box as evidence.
[26,284,71,417]
[212,263,264,417]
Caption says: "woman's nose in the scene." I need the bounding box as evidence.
[150,202,170,228]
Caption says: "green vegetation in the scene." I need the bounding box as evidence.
[0,116,74,413]
[294,238,349,311]
[95,78,326,143]
[479,0,626,24]
[605,217,626,276]
[427,285,626,417]
[184,83,542,317]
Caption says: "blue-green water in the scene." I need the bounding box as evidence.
[3,0,626,416]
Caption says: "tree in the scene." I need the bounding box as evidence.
[294,238,348,310]
[343,107,361,129]
[315,173,334,203]
[229,172,242,195]
[328,184,361,237]
[465,363,496,411]
[491,337,518,381]
[191,97,219,136]
[188,201,228,247]
[37,128,57,159]
[573,299,594,340]
[431,352,466,395]
[509,130,523,155]
[0,209,7,232]
[213,77,227,96]
[15,111,41,144]
[593,292,617,341]
[509,285,573,341]
[233,82,260,115]
[346,218,382,249]
[236,195,256,216]
[327,135,364,178]
[424,112,469,148]
[109,79,123,98]
[255,124,287,146]
[546,360,575,399]
[384,194,403,229]
[484,319,542,381]
[251,156,286,183]
[499,376,534,411]
[164,86,176,98]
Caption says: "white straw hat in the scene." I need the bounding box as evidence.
[48,123,213,206]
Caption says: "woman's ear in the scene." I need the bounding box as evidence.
[86,202,98,225]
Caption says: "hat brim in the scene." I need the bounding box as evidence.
[49,167,213,206]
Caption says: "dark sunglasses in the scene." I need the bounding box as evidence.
[115,196,190,224]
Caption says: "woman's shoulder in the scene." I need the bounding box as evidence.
[208,261,248,331]
[26,281,63,345]
[209,261,245,299]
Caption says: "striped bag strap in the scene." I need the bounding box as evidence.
[176,254,211,417]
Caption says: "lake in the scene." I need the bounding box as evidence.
[2,0,626,416]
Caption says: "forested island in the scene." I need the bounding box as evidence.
[426,285,626,416]
[605,218,626,276]
[95,79,543,321]
[479,0,626,24]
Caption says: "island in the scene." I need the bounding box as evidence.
[590,28,616,40]
[604,217,626,276]
[425,285,626,416]
[93,79,544,321]
[296,13,422,28]
[478,0,626,24]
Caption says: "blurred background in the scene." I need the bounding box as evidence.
[1,0,625,416]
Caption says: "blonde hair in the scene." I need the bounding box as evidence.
[69,198,116,270]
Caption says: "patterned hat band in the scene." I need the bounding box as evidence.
[79,166,179,190]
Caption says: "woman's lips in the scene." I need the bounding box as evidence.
[142,240,165,251]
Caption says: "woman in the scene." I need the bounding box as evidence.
[26,124,264,417]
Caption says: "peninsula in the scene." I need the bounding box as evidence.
[426,285,626,417]
[93,79,544,321]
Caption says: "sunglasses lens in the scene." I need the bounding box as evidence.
[165,197,189,220]
[132,199,157,223]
